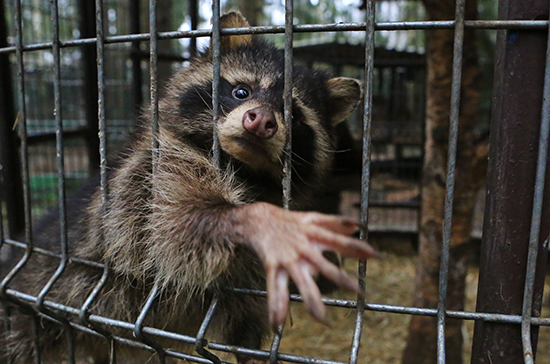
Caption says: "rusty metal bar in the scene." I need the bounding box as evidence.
[5,261,550,327]
[350,0,375,363]
[95,0,109,232]
[7,281,550,364]
[471,0,550,362]
[4,238,104,268]
[5,20,550,56]
[195,297,222,364]
[129,2,166,360]
[77,0,100,173]
[189,0,198,56]
[436,0,466,362]
[211,0,221,168]
[11,300,226,364]
[129,0,143,113]
[78,0,116,361]
[133,282,166,363]
[142,0,163,360]
[150,0,160,174]
[281,0,293,211]
[267,1,294,363]
[520,4,550,362]
[1,2,549,364]
[36,0,69,308]
[79,267,115,363]
[32,1,76,362]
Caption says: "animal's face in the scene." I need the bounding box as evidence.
[161,12,362,181]
[213,68,288,172]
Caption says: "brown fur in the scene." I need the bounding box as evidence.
[0,12,366,364]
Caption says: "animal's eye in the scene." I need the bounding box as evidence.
[232,85,251,100]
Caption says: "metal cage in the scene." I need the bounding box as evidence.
[1,0,549,363]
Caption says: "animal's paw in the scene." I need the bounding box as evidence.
[233,202,377,330]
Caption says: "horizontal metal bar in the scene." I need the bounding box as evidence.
[363,200,420,209]
[5,283,550,364]
[4,239,550,329]
[5,238,550,328]
[24,308,230,364]
[3,288,346,364]
[3,238,106,269]
[26,129,89,144]
[32,305,339,364]
[225,287,550,326]
[0,20,548,55]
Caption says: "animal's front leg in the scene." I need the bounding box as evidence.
[231,202,377,330]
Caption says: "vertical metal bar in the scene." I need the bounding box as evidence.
[32,316,41,364]
[38,0,69,299]
[80,268,115,362]
[189,0,198,56]
[269,325,283,364]
[436,1,465,363]
[129,0,143,113]
[134,1,164,360]
[278,0,294,206]
[79,0,116,361]
[194,297,222,364]
[95,0,109,217]
[77,0,100,173]
[150,0,160,173]
[350,1,374,363]
[33,2,75,362]
[0,0,34,308]
[471,1,550,362]
[1,2,37,359]
[281,0,293,211]
[269,2,294,363]
[133,282,166,363]
[8,0,32,262]
[520,7,550,363]
[211,0,221,168]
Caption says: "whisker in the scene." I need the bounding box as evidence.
[283,149,314,167]
[281,150,314,188]
[220,104,230,117]
[327,148,352,153]
[196,89,213,113]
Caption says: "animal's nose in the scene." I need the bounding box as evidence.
[242,107,278,139]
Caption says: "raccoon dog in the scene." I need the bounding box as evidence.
[0,12,374,364]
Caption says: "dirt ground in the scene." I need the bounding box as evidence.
[277,252,550,364]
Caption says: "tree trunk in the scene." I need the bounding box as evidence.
[402,1,487,363]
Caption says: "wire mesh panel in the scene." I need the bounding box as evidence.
[0,1,550,364]
[0,0,138,227]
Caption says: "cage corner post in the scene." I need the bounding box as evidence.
[470,0,550,362]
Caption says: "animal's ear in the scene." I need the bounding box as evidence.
[212,11,252,52]
[326,77,362,126]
